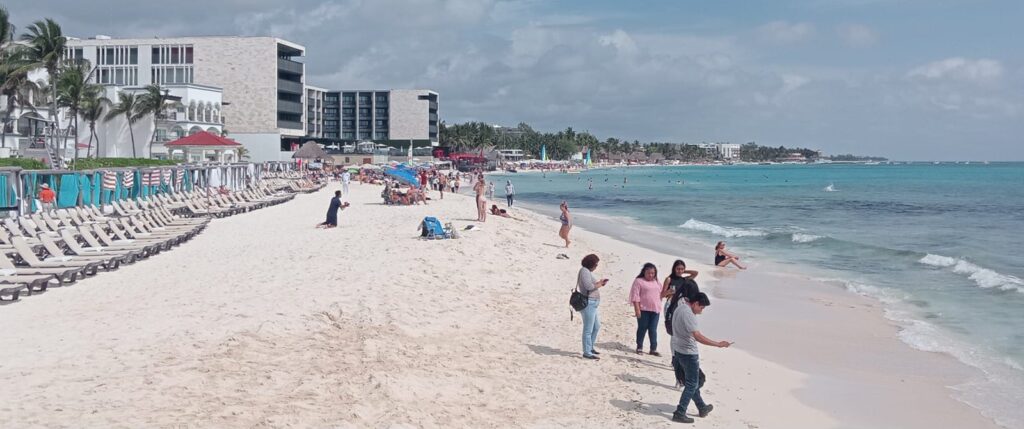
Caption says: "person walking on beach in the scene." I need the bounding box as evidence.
[578,254,608,359]
[438,174,447,199]
[630,263,664,356]
[474,175,487,222]
[505,180,515,207]
[315,190,349,229]
[714,241,746,269]
[558,201,572,247]
[668,291,731,423]
[341,170,351,197]
[487,181,495,200]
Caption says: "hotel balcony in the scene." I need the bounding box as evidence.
[277,58,303,75]
[278,79,303,94]
[278,119,303,130]
[277,99,303,114]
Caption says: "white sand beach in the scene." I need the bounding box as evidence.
[0,182,1002,428]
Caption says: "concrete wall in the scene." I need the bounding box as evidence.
[232,132,285,162]
[388,90,430,141]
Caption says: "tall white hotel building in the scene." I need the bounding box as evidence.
[63,35,438,162]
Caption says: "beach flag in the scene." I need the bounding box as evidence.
[101,171,117,190]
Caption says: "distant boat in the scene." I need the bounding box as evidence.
[934,161,941,165]
[983,161,990,165]
[965,161,971,165]
[864,161,880,165]
[824,183,837,192]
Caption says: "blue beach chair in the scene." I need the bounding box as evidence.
[420,216,454,240]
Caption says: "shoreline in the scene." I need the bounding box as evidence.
[513,197,1004,428]
[0,183,1004,427]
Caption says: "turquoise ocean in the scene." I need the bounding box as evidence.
[491,163,1024,428]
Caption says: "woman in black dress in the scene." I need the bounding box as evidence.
[316,190,349,229]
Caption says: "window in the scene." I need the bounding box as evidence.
[152,44,195,64]
[342,132,355,139]
[342,108,354,116]
[375,108,387,116]
[358,108,370,116]
[358,120,370,128]
[358,131,371,139]
[375,132,388,140]
[375,120,387,127]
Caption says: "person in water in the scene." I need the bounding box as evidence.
[316,190,350,229]
[714,241,746,269]
[558,201,572,248]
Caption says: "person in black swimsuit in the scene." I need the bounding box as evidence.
[714,241,746,269]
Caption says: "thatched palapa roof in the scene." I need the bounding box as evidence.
[292,142,329,160]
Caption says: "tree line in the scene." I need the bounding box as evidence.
[1,8,184,166]
[440,121,839,162]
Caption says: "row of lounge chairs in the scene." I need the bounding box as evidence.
[0,183,297,302]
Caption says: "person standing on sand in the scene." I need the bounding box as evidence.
[474,175,487,222]
[714,241,746,269]
[315,190,349,229]
[630,263,664,356]
[558,201,572,247]
[663,260,699,307]
[669,292,730,423]
[38,183,56,212]
[437,174,447,199]
[341,170,351,198]
[487,181,495,200]
[578,254,608,359]
[505,180,515,207]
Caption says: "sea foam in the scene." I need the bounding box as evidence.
[679,219,766,238]
[791,233,823,243]
[919,254,1024,293]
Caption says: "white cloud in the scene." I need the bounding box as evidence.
[757,21,815,44]
[907,58,1004,84]
[837,24,878,47]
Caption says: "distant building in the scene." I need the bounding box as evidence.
[310,89,438,148]
[697,143,741,160]
[65,35,308,161]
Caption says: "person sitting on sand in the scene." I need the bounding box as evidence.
[316,190,350,229]
[558,201,572,248]
[668,292,730,423]
[714,241,746,269]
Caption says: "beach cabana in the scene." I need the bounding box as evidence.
[292,142,329,160]
[164,131,242,163]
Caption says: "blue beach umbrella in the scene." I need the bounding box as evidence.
[384,166,421,188]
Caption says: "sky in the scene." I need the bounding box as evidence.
[5,0,1024,160]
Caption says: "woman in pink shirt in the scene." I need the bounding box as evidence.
[630,262,664,356]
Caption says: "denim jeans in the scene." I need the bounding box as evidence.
[581,298,600,356]
[635,310,659,351]
[673,352,706,416]
[507,195,514,207]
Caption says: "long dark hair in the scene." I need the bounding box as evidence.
[668,259,687,279]
[667,278,700,316]
[635,262,657,279]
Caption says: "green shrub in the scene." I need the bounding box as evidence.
[0,158,47,169]
[72,158,183,170]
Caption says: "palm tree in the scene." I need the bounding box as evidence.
[0,6,14,47]
[79,89,109,158]
[15,18,66,162]
[104,92,143,157]
[137,83,170,158]
[0,65,39,149]
[57,60,100,164]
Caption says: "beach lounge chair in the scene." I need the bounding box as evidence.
[76,226,152,259]
[36,234,125,270]
[0,260,57,297]
[9,237,101,277]
[58,229,140,264]
[0,251,79,286]
[420,217,455,240]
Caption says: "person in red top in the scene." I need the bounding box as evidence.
[38,183,56,212]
